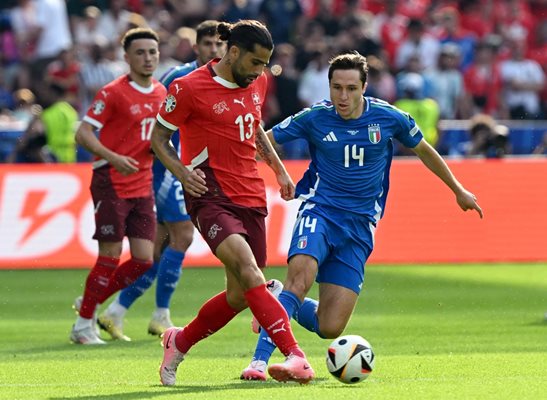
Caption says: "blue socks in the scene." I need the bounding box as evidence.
[155,247,184,308]
[294,297,325,338]
[117,247,184,309]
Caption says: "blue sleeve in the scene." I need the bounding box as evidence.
[272,108,312,144]
[393,108,423,148]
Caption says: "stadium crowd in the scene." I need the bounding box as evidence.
[0,0,546,160]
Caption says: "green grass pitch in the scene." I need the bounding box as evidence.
[1,264,546,400]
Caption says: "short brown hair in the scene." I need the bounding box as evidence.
[121,27,159,51]
[328,51,369,86]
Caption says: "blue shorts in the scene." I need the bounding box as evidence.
[153,170,190,224]
[287,202,376,294]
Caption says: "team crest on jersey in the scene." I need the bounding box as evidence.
[213,100,230,114]
[368,124,381,144]
[252,92,260,105]
[130,104,141,115]
[91,100,105,115]
[297,236,308,249]
[164,94,176,113]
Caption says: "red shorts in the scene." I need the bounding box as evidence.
[90,166,156,242]
[189,200,268,268]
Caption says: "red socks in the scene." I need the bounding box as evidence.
[79,256,119,318]
[244,284,303,357]
[175,291,239,353]
[96,258,152,304]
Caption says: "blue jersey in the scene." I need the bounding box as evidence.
[273,97,423,223]
[152,61,199,180]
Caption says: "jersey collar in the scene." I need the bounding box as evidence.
[207,59,240,89]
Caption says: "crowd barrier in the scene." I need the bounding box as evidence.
[0,158,546,269]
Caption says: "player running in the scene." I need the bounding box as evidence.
[241,51,483,380]
[97,20,226,341]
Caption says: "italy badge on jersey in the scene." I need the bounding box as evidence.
[297,236,308,249]
[368,124,381,144]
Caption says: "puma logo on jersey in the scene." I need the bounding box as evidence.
[174,83,182,94]
[101,90,109,98]
[233,97,245,107]
[143,103,153,112]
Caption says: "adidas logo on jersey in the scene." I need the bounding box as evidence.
[322,131,338,142]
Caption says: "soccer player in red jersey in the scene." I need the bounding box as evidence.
[151,20,314,385]
[70,28,167,345]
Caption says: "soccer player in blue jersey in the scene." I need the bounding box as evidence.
[241,51,483,380]
[97,21,226,340]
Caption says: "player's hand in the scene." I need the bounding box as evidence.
[276,172,295,201]
[181,168,208,197]
[110,154,139,175]
[456,189,483,218]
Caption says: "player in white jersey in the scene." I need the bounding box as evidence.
[241,51,483,380]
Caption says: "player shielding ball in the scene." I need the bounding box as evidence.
[241,51,483,380]
[151,20,314,385]
[70,28,166,345]
[98,20,226,340]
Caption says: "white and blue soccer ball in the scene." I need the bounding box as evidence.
[326,334,375,384]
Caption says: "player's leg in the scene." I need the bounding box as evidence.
[105,223,167,324]
[241,253,317,380]
[71,240,122,345]
[150,217,193,336]
[97,197,155,340]
[71,180,129,345]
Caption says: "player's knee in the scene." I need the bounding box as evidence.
[168,223,194,251]
[318,323,345,339]
[225,289,247,311]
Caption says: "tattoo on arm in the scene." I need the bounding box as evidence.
[256,132,273,166]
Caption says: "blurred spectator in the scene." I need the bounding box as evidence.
[46,48,81,110]
[12,88,38,126]
[298,44,332,107]
[365,55,396,103]
[172,26,197,63]
[425,43,466,119]
[373,0,408,68]
[0,67,15,111]
[499,38,545,119]
[493,0,535,47]
[395,18,440,72]
[463,113,511,158]
[264,43,302,126]
[79,42,116,115]
[258,0,304,44]
[40,83,78,163]
[29,0,73,92]
[463,39,504,118]
[73,6,109,59]
[0,10,20,90]
[434,5,477,71]
[7,104,57,163]
[154,34,181,80]
[395,53,433,99]
[9,0,39,88]
[394,72,440,148]
[97,0,131,43]
[336,14,383,62]
[459,0,494,39]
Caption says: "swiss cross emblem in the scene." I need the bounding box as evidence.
[252,92,260,105]
[130,104,141,115]
[368,124,381,144]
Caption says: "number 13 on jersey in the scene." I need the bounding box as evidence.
[235,113,255,141]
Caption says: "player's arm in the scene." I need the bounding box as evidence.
[151,121,207,197]
[256,125,295,201]
[412,139,483,218]
[75,120,139,175]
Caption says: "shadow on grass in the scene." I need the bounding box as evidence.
[49,378,330,400]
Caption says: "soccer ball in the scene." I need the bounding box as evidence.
[326,334,375,384]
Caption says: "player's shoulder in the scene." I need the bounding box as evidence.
[160,61,199,87]
[367,96,409,119]
[101,74,128,93]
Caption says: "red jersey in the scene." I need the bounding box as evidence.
[157,60,269,208]
[84,75,166,198]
